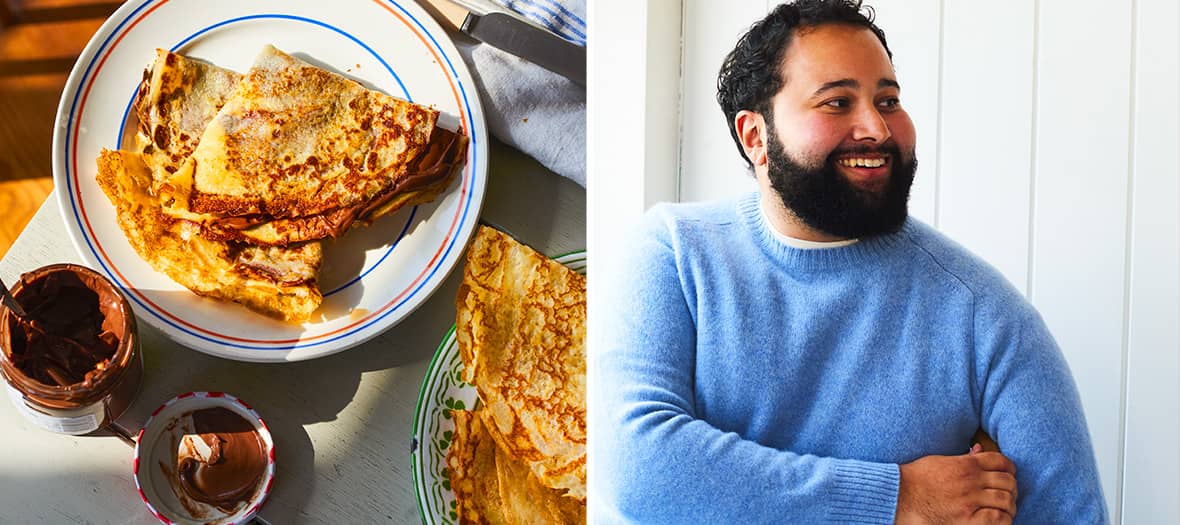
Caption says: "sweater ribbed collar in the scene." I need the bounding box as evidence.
[737,192,913,271]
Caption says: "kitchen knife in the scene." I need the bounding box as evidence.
[420,0,586,86]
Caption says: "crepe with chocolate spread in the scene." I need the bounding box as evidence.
[95,149,322,322]
[158,45,467,246]
[454,226,587,507]
[94,45,467,322]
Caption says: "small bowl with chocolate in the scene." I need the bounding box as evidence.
[0,263,142,435]
[134,392,275,525]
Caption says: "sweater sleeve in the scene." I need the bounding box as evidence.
[589,210,899,524]
[974,298,1109,524]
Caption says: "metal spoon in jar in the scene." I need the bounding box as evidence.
[0,276,29,319]
[0,276,93,357]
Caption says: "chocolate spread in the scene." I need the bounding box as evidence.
[6,270,118,387]
[177,407,267,511]
[356,126,467,221]
[0,265,140,435]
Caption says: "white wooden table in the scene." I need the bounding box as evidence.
[0,139,585,524]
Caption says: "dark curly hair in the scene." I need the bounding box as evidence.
[717,0,892,166]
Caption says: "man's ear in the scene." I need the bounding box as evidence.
[735,110,768,168]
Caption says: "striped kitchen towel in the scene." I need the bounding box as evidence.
[455,0,586,186]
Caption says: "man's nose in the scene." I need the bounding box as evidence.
[851,106,891,143]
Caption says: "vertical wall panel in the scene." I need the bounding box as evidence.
[590,1,662,237]
[869,0,941,224]
[938,1,1035,293]
[589,0,684,320]
[643,0,684,207]
[1122,0,1180,521]
[678,0,767,202]
[1032,0,1132,518]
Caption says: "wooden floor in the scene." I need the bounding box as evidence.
[0,0,119,259]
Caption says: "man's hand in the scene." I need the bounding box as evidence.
[896,446,1018,524]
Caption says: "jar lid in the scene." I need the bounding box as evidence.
[133,392,276,525]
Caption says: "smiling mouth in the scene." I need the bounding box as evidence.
[836,156,888,169]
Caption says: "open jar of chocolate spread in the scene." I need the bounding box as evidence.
[0,264,142,435]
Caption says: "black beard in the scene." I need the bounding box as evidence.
[765,128,917,239]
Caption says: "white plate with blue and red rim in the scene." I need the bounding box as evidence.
[52,0,488,362]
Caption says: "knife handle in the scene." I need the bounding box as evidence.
[419,0,469,32]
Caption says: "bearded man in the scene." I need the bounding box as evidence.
[591,1,1107,523]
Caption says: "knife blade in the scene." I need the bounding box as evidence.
[460,10,585,86]
[419,0,586,86]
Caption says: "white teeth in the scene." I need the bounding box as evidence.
[839,157,886,168]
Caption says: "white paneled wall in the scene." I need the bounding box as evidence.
[660,0,1180,522]
[677,1,764,200]
[931,0,1035,291]
[1123,0,1180,522]
[1033,1,1133,513]
[588,1,683,278]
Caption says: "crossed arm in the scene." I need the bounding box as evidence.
[897,443,1017,524]
[593,343,1021,524]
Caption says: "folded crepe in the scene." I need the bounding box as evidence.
[447,410,510,525]
[454,226,587,502]
[95,149,322,322]
[490,409,585,525]
[158,45,467,246]
[447,408,585,525]
[134,48,242,190]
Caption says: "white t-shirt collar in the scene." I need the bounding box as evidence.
[760,203,859,250]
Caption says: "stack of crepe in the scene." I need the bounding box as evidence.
[447,227,586,524]
[95,46,467,322]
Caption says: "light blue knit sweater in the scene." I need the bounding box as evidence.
[590,193,1107,524]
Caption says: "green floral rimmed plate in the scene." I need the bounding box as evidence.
[409,250,586,524]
